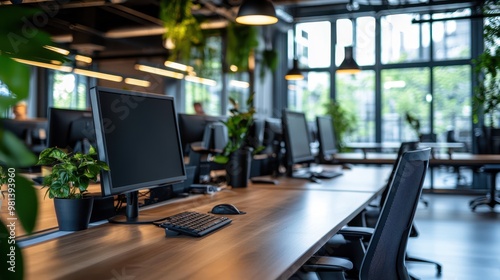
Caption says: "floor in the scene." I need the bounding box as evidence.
[407,194,500,280]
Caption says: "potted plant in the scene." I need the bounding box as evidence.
[472,0,500,153]
[325,101,357,152]
[214,93,259,188]
[37,146,109,231]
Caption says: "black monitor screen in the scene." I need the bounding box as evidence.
[1,118,47,153]
[316,115,337,159]
[282,110,315,165]
[177,113,227,154]
[47,108,95,153]
[90,87,186,197]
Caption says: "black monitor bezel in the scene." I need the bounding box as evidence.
[90,86,187,197]
[47,108,94,151]
[281,109,315,166]
[316,115,338,159]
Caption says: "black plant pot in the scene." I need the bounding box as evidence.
[226,148,252,188]
[54,196,94,231]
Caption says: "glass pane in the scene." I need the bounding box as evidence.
[433,65,472,147]
[287,72,330,121]
[356,17,375,66]
[185,81,221,116]
[381,14,430,64]
[184,36,222,115]
[50,71,87,109]
[228,72,250,113]
[295,21,331,68]
[336,19,353,66]
[432,10,471,60]
[381,68,430,142]
[336,70,376,143]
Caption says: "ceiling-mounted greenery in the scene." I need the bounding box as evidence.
[226,22,259,72]
[159,0,205,63]
[260,49,278,79]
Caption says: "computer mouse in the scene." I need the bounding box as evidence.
[342,163,354,170]
[211,204,246,215]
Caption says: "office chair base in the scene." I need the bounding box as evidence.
[406,255,442,276]
[470,195,500,211]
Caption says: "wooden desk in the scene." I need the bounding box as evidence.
[345,142,464,159]
[332,153,500,167]
[21,168,387,280]
[251,165,392,193]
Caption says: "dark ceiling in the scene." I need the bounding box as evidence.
[0,0,483,60]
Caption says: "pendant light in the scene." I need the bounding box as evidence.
[285,59,304,81]
[236,0,278,26]
[337,46,361,74]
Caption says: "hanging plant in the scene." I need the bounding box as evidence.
[159,0,205,63]
[226,22,259,72]
[260,49,278,79]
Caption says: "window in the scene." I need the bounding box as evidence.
[295,21,331,68]
[184,36,223,115]
[432,10,471,60]
[336,70,376,142]
[49,71,88,110]
[381,67,430,142]
[336,19,354,66]
[356,17,376,66]
[433,65,472,146]
[287,72,330,121]
[381,14,431,64]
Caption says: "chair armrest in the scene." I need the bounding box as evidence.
[302,256,353,272]
[339,226,374,239]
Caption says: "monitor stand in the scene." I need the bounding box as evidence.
[108,191,167,224]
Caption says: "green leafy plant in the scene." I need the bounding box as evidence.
[260,49,278,79]
[226,22,259,72]
[160,0,205,63]
[37,146,109,199]
[0,6,68,280]
[472,0,500,127]
[405,111,421,138]
[214,93,262,164]
[325,101,357,152]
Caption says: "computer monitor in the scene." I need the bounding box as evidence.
[47,108,95,153]
[281,110,315,171]
[316,115,338,161]
[177,113,227,155]
[0,118,47,154]
[90,86,186,224]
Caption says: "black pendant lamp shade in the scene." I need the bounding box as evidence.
[236,0,278,26]
[285,59,304,81]
[337,46,361,74]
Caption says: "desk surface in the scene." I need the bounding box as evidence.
[251,165,392,193]
[20,167,387,280]
[333,152,500,167]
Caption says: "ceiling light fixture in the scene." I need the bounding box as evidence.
[73,69,123,82]
[337,46,361,74]
[235,0,278,26]
[75,54,92,64]
[164,61,193,72]
[135,63,185,80]
[124,78,151,88]
[185,75,217,87]
[12,58,73,72]
[285,59,304,81]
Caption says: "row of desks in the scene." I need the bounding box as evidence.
[333,152,500,167]
[12,166,391,280]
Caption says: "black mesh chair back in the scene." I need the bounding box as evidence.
[379,141,419,207]
[359,148,431,280]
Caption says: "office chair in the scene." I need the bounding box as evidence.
[469,164,500,211]
[301,148,431,280]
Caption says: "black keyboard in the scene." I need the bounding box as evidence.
[313,170,343,179]
[159,211,232,237]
